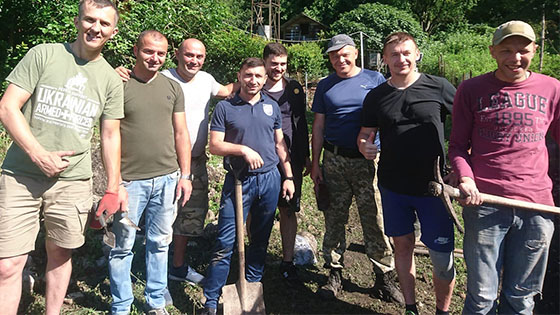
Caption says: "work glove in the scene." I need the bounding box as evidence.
[96,190,120,217]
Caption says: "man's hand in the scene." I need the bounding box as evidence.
[96,190,120,217]
[115,66,132,82]
[310,162,323,186]
[443,170,458,187]
[457,176,483,206]
[303,157,312,176]
[358,132,378,160]
[32,150,74,177]
[175,178,193,207]
[282,179,295,200]
[241,146,264,170]
[118,185,129,212]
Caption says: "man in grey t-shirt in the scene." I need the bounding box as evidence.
[0,1,125,314]
[116,38,236,285]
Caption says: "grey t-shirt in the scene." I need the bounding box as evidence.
[3,43,124,180]
[120,74,184,180]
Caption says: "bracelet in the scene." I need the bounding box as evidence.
[284,176,294,181]
[180,174,194,181]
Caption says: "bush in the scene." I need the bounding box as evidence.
[330,3,426,52]
[286,41,329,82]
[532,52,560,80]
[203,30,268,83]
[420,26,496,84]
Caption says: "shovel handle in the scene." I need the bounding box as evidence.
[234,178,248,306]
[439,182,560,215]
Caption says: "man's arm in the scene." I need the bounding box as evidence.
[173,112,192,207]
[448,86,482,206]
[0,84,73,177]
[357,127,378,160]
[310,113,325,186]
[209,130,264,170]
[275,128,295,199]
[96,118,127,216]
[215,82,240,99]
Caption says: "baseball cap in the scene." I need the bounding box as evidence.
[326,34,355,53]
[492,20,536,46]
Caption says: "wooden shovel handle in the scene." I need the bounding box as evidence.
[234,178,248,305]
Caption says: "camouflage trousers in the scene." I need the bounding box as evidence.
[321,150,394,274]
[173,155,209,237]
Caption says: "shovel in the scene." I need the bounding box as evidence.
[98,212,116,248]
[222,157,266,315]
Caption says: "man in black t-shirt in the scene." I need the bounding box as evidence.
[358,32,456,315]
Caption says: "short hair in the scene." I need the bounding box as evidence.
[382,32,418,55]
[136,30,167,49]
[239,57,265,71]
[263,42,288,60]
[79,0,119,23]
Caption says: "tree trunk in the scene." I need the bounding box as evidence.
[539,3,545,72]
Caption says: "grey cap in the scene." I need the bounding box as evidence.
[326,34,355,53]
[492,20,536,45]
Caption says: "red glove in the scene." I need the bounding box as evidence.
[95,190,120,217]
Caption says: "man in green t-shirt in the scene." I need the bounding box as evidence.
[0,1,125,314]
[108,30,192,314]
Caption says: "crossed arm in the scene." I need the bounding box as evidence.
[209,129,295,199]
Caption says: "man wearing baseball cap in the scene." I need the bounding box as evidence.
[449,20,560,314]
[310,34,403,303]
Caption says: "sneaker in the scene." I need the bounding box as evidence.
[370,270,405,306]
[169,264,205,285]
[199,306,217,315]
[317,268,342,299]
[146,308,169,315]
[280,261,301,285]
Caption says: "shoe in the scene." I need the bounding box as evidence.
[371,270,405,306]
[169,264,205,285]
[317,268,342,299]
[405,310,418,315]
[200,306,217,315]
[146,308,169,315]
[280,261,301,285]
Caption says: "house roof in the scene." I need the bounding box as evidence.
[280,12,327,31]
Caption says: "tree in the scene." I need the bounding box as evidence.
[384,0,478,34]
[330,3,425,53]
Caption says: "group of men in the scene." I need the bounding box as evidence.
[0,0,557,314]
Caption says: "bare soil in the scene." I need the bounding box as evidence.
[19,147,468,314]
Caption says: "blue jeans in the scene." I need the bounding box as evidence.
[109,171,178,314]
[462,204,554,314]
[203,169,280,309]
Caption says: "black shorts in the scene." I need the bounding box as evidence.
[277,162,303,212]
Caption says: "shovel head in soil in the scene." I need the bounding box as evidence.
[223,280,265,315]
[222,157,265,315]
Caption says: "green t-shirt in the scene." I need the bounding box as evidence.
[2,43,124,180]
[121,73,184,181]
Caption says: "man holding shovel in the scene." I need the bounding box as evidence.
[108,30,191,315]
[202,57,295,315]
[449,20,560,314]
[359,32,456,315]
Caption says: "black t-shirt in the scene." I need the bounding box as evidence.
[263,78,310,167]
[361,73,455,195]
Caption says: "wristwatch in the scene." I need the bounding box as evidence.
[284,176,294,181]
[180,174,194,181]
